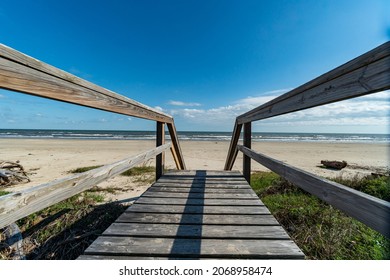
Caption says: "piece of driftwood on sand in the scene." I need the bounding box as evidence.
[0,161,30,186]
[320,160,348,170]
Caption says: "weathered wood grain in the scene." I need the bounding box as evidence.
[224,122,242,170]
[166,122,186,170]
[157,177,247,183]
[142,191,258,199]
[134,197,263,206]
[0,44,187,172]
[0,143,171,229]
[238,145,390,238]
[83,236,304,259]
[80,170,304,259]
[78,255,176,260]
[103,223,290,239]
[163,170,242,177]
[151,182,250,189]
[0,44,172,123]
[147,186,254,193]
[116,212,279,225]
[243,122,252,183]
[225,42,390,171]
[237,42,390,124]
[156,122,165,180]
[127,204,270,214]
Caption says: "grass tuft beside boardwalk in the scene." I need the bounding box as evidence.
[0,164,156,260]
[251,172,390,260]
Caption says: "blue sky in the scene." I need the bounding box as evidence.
[0,0,389,133]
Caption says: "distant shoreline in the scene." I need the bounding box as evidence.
[0,129,388,144]
[1,139,388,192]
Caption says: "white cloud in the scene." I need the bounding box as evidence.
[0,94,5,99]
[166,90,390,132]
[168,100,202,107]
[154,106,164,112]
[236,88,292,105]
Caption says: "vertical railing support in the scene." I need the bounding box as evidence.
[167,122,186,170]
[243,122,251,184]
[224,121,243,170]
[156,121,165,180]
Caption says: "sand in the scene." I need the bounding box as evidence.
[1,139,388,203]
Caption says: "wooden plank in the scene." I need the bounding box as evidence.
[103,223,290,239]
[224,122,242,170]
[238,145,390,238]
[0,44,172,123]
[0,143,171,229]
[157,177,247,183]
[243,122,251,183]
[166,122,186,170]
[83,236,304,259]
[116,212,279,225]
[142,191,258,199]
[147,186,254,193]
[134,197,264,206]
[237,42,390,124]
[163,170,242,177]
[151,183,251,189]
[78,255,173,260]
[156,122,165,180]
[127,204,270,214]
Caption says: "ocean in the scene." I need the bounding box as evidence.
[0,129,388,143]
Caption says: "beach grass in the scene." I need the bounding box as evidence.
[0,190,11,197]
[251,172,390,259]
[1,189,126,260]
[120,165,155,176]
[0,164,158,259]
[68,165,103,173]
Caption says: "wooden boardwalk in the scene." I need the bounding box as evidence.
[79,170,304,259]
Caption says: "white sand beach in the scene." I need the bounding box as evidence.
[1,139,388,202]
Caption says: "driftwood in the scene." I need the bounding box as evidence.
[320,160,347,170]
[0,161,30,186]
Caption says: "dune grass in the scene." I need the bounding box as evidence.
[1,164,156,259]
[251,172,390,259]
[0,190,10,197]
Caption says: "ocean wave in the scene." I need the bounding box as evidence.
[0,130,388,143]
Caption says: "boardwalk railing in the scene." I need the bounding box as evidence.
[225,41,390,238]
[0,44,186,229]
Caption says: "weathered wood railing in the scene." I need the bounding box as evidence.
[0,44,186,229]
[225,41,390,238]
[0,143,171,229]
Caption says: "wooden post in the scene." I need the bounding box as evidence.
[224,121,243,170]
[243,122,251,184]
[167,122,186,170]
[156,122,165,180]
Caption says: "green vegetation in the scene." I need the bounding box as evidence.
[121,166,155,184]
[0,190,11,197]
[69,164,155,183]
[332,175,390,202]
[120,166,155,176]
[251,172,390,260]
[1,164,157,259]
[6,188,126,260]
[68,165,103,173]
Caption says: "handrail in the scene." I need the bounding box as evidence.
[0,44,186,172]
[0,143,172,229]
[225,41,390,171]
[0,44,171,123]
[237,41,390,124]
[238,145,390,238]
[225,41,390,238]
[0,44,186,229]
